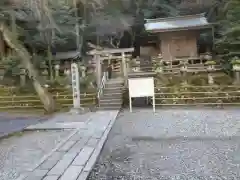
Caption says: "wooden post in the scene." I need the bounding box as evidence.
[122,52,128,86]
[212,26,215,53]
[0,33,5,58]
[20,68,26,87]
[96,55,101,88]
[108,54,111,65]
[122,52,127,77]
[71,62,81,109]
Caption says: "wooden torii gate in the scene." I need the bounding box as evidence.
[89,48,134,88]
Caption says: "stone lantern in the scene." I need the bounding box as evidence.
[19,67,26,87]
[205,53,212,61]
[54,64,60,78]
[80,66,86,77]
[0,65,5,80]
[231,57,240,84]
[180,65,188,84]
[206,61,216,85]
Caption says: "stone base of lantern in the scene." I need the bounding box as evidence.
[69,107,89,114]
[233,71,240,84]
[233,80,240,85]
[208,73,214,85]
[181,81,188,86]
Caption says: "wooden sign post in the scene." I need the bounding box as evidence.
[71,62,81,109]
[128,77,155,112]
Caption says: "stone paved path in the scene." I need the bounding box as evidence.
[0,130,71,180]
[88,108,240,180]
[16,110,119,180]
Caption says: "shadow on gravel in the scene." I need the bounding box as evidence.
[0,114,50,139]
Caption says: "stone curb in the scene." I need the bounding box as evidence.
[77,110,119,180]
[16,129,80,180]
[15,110,120,180]
[15,114,95,180]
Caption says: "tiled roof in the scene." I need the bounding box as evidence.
[145,14,211,32]
[54,51,81,60]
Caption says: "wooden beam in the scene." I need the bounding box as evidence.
[92,48,134,55]
[95,55,101,88]
[99,54,132,60]
[148,24,213,33]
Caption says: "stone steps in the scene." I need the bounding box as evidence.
[101,94,122,100]
[98,79,124,110]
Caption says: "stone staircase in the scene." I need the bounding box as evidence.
[98,78,124,110]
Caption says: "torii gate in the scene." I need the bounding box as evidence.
[89,48,134,88]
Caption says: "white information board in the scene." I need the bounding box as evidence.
[128,77,155,112]
[71,63,80,109]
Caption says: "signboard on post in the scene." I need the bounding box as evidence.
[71,63,80,109]
[128,77,155,112]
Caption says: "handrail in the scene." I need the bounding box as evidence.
[97,71,108,99]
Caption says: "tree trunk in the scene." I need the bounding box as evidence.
[47,44,54,81]
[0,23,56,113]
[0,32,5,58]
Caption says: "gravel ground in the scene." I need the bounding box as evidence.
[88,108,240,180]
[0,130,71,180]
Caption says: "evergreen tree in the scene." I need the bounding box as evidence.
[215,0,240,60]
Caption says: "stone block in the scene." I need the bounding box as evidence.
[77,171,89,180]
[83,148,99,172]
[48,153,77,175]
[24,170,48,180]
[68,137,89,153]
[58,141,77,152]
[59,165,83,180]
[70,132,83,141]
[86,138,99,147]
[39,152,64,170]
[72,147,94,166]
[42,175,59,180]
[91,131,104,139]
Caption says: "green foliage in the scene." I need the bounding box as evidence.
[2,55,21,76]
[230,57,240,64]
[205,60,216,65]
[215,0,240,60]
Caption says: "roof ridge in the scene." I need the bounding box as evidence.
[145,13,206,23]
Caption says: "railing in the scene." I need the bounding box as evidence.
[97,71,108,100]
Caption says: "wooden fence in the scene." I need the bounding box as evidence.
[0,87,96,111]
[153,85,240,106]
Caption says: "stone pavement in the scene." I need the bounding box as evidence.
[16,110,119,180]
[0,114,49,138]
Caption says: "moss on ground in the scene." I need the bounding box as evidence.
[0,85,97,113]
[154,72,240,105]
